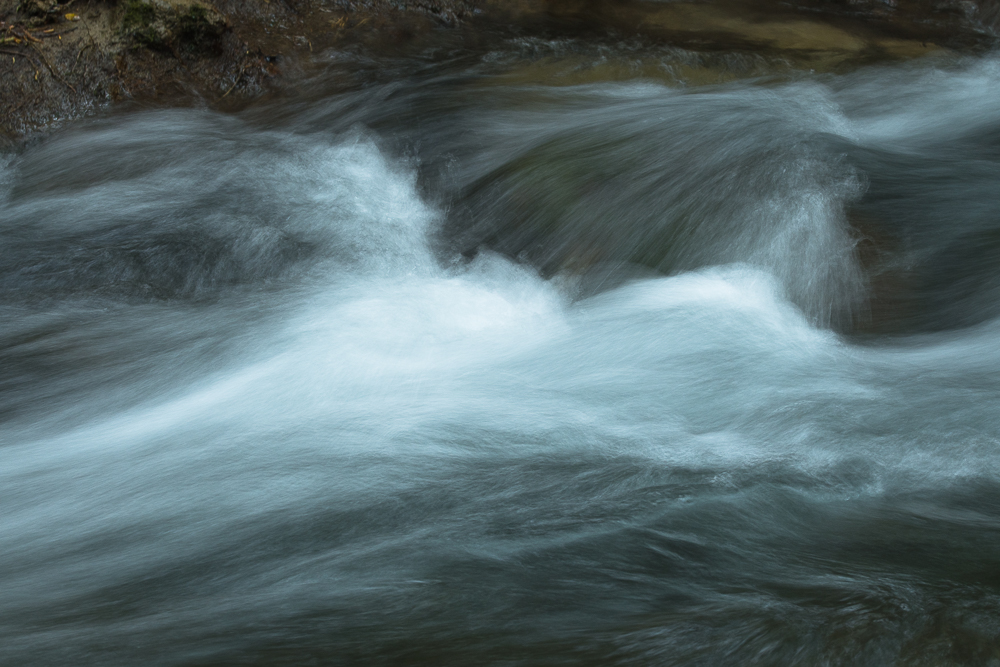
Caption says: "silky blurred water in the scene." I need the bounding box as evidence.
[3,51,1000,666]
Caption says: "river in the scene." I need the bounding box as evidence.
[2,41,1000,666]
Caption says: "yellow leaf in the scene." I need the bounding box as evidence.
[65,13,80,21]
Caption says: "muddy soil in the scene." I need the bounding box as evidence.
[0,0,997,141]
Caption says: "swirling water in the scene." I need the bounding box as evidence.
[3,51,1000,666]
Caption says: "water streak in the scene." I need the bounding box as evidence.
[3,53,1000,666]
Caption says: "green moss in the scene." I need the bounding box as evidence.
[121,0,156,30]
[121,0,163,47]
[119,1,223,53]
[177,4,223,48]
[182,5,208,22]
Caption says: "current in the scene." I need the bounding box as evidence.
[2,45,1000,666]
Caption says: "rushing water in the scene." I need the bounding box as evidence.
[3,47,1000,666]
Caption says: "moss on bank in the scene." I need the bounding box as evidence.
[119,0,225,52]
[120,0,160,46]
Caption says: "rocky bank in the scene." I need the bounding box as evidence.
[1,0,998,141]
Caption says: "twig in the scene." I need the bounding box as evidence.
[38,28,78,39]
[7,26,40,43]
[70,40,92,73]
[29,42,77,93]
[0,47,44,78]
[0,47,31,59]
[82,12,97,49]
[220,66,245,99]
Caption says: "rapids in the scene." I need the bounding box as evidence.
[3,48,1000,665]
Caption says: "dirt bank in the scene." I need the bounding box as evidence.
[1,0,997,141]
